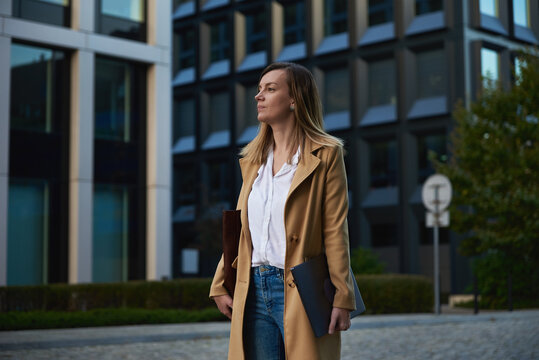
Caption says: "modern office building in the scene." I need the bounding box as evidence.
[0,0,172,286]
[171,0,538,293]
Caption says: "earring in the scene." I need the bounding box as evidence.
[290,104,295,112]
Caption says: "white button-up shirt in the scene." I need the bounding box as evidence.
[248,147,300,269]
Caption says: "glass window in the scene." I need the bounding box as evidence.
[324,0,347,36]
[12,0,70,27]
[371,223,398,247]
[324,68,349,114]
[97,0,146,41]
[210,20,230,62]
[176,27,195,71]
[209,91,229,134]
[481,47,500,86]
[369,59,396,107]
[415,0,443,15]
[368,0,393,26]
[101,0,143,21]
[10,43,67,133]
[206,160,231,204]
[417,134,447,183]
[370,140,398,188]
[246,12,266,54]
[513,0,529,27]
[479,0,498,17]
[174,164,197,208]
[95,58,140,142]
[173,98,195,143]
[284,2,306,45]
[93,185,129,283]
[7,180,49,285]
[416,49,446,98]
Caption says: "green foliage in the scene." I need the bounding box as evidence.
[470,250,539,309]
[0,273,434,330]
[357,274,433,314]
[350,247,386,274]
[0,278,216,312]
[0,308,226,331]
[433,49,539,307]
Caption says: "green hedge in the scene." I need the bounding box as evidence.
[0,279,215,312]
[0,308,226,331]
[0,274,433,315]
[357,274,433,314]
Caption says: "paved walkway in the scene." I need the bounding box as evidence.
[1,308,538,359]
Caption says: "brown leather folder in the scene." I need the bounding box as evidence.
[222,210,241,297]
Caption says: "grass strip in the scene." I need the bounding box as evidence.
[0,307,227,331]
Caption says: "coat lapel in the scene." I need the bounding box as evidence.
[287,139,322,199]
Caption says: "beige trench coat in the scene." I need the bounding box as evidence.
[210,139,356,360]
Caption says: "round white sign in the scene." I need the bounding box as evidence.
[422,174,452,213]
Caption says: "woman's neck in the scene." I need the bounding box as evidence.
[271,121,295,156]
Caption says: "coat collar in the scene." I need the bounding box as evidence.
[239,138,322,202]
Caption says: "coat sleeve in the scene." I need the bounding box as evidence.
[209,254,229,299]
[323,145,356,311]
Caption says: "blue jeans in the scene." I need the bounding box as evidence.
[243,265,286,360]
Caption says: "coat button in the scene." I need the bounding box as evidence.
[288,280,295,288]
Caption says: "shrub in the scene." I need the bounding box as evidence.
[357,274,433,314]
[0,274,433,321]
[350,247,386,274]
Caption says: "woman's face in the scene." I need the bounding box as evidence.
[255,69,295,125]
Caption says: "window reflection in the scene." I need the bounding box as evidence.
[481,48,499,86]
[324,68,349,114]
[370,140,398,188]
[101,0,144,22]
[246,12,266,54]
[177,27,195,71]
[174,98,195,143]
[93,185,129,283]
[513,0,529,27]
[7,179,49,285]
[12,0,70,27]
[368,0,393,26]
[97,0,146,41]
[324,0,347,35]
[284,2,305,45]
[95,58,133,142]
[417,133,447,183]
[10,43,66,133]
[210,20,230,62]
[417,49,445,98]
[480,0,498,17]
[415,0,442,15]
[369,59,396,106]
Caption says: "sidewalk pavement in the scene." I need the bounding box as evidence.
[1,307,537,359]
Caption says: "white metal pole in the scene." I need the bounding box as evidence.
[433,185,440,315]
[434,223,440,315]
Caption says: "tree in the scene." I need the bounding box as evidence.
[434,50,539,308]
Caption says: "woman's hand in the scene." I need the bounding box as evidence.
[328,307,351,334]
[213,294,233,320]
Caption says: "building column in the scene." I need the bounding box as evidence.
[146,0,172,280]
[0,35,11,286]
[68,50,94,284]
[146,63,172,281]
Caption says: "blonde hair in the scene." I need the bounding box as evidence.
[240,62,343,164]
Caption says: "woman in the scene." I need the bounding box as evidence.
[210,62,356,360]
